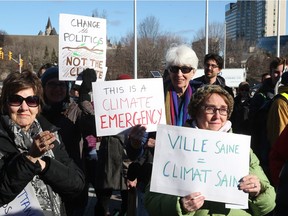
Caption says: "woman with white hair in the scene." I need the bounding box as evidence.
[126,44,203,216]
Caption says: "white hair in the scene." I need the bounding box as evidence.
[165,44,198,69]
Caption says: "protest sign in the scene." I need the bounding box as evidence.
[92,78,166,136]
[150,124,251,207]
[58,13,106,81]
[0,183,44,215]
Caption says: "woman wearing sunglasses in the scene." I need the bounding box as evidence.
[126,44,203,215]
[0,70,85,215]
[128,44,203,146]
[127,44,203,157]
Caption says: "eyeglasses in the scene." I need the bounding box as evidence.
[46,81,67,88]
[204,63,219,69]
[7,95,40,107]
[169,66,193,74]
[201,105,228,116]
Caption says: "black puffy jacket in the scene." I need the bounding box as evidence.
[0,114,85,206]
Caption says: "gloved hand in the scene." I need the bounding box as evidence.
[79,68,97,102]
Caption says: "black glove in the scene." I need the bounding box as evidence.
[79,68,97,102]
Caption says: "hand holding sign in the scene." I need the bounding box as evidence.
[128,124,148,149]
[238,174,261,197]
[180,193,205,213]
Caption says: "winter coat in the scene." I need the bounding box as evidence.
[96,134,131,190]
[269,124,288,215]
[144,150,275,216]
[42,102,83,170]
[269,124,288,187]
[230,94,251,135]
[0,115,85,208]
[266,86,288,146]
[193,75,234,98]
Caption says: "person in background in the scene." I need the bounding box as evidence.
[248,57,287,176]
[0,70,85,215]
[127,44,202,157]
[269,123,288,216]
[126,44,202,215]
[69,82,81,103]
[37,63,53,78]
[95,73,134,216]
[249,57,286,118]
[261,73,271,83]
[230,81,251,135]
[41,67,86,215]
[269,123,288,187]
[266,71,288,148]
[250,73,271,97]
[144,85,276,216]
[193,53,234,97]
[76,68,99,215]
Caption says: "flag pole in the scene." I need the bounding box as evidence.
[134,0,138,79]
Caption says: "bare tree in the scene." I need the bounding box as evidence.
[138,16,160,42]
[105,15,185,79]
[225,38,248,68]
[92,9,107,19]
[0,30,7,35]
[192,22,224,67]
[245,49,271,83]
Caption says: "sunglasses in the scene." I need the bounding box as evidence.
[7,95,40,107]
[169,66,193,74]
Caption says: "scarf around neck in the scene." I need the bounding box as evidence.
[1,115,62,215]
[165,83,192,126]
[188,119,232,133]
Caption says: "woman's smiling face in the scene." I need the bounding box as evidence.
[196,93,228,131]
[8,88,39,131]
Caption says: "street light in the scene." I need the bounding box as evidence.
[276,0,280,57]
[205,0,209,54]
[224,22,226,69]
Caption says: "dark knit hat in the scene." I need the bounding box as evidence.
[41,67,59,87]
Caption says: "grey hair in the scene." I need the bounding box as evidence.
[165,44,198,69]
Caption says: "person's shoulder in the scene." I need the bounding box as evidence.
[37,114,59,132]
[189,79,203,91]
[276,88,288,100]
[271,93,288,107]
[259,78,274,93]
[193,75,205,82]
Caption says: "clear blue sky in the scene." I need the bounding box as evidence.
[1,0,287,43]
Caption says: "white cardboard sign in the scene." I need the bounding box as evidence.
[0,183,44,215]
[92,78,166,136]
[150,124,251,207]
[59,13,107,81]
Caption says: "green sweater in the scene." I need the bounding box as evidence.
[144,151,276,216]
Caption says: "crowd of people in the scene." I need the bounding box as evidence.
[0,43,286,216]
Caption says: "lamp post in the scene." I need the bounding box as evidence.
[134,0,138,79]
[205,0,209,54]
[276,0,280,57]
[223,22,226,69]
